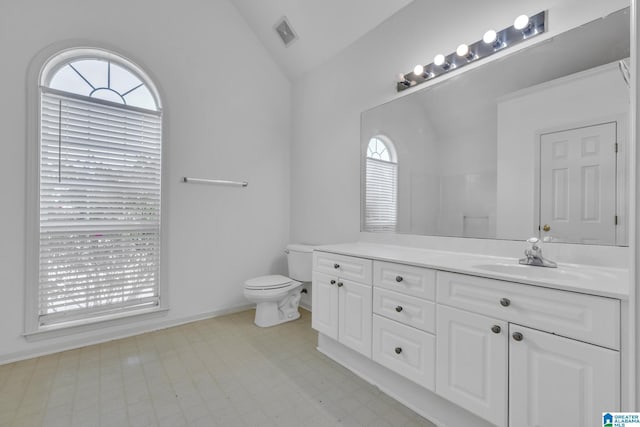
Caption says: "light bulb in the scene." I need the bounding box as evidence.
[483,30,497,44]
[456,44,469,57]
[514,14,530,30]
[434,54,445,66]
[413,64,424,76]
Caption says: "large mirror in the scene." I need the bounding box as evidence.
[361,7,630,245]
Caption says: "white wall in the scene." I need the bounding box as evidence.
[436,128,497,238]
[0,0,291,362]
[290,0,630,255]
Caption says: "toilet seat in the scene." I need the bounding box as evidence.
[244,274,297,290]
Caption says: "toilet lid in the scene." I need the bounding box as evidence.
[244,274,294,290]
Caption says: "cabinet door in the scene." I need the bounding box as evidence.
[509,324,620,427]
[436,305,508,427]
[339,279,372,358]
[311,271,338,339]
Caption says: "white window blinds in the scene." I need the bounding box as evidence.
[38,89,162,326]
[364,158,397,232]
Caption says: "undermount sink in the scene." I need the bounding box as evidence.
[472,263,591,281]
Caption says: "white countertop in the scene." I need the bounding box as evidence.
[314,242,629,299]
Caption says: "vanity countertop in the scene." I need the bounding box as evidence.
[314,242,629,300]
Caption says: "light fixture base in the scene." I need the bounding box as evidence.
[397,10,546,92]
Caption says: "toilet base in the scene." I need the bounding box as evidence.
[251,285,303,327]
[254,301,301,327]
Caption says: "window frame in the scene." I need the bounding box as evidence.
[25,45,168,338]
[362,135,398,233]
[366,136,396,163]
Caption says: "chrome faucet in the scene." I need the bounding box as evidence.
[519,237,557,268]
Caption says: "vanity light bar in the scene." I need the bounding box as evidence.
[396,11,546,92]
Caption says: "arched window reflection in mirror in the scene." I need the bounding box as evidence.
[364,136,397,232]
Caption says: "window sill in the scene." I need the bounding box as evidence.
[23,306,169,342]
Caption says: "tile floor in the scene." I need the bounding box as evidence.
[0,310,436,427]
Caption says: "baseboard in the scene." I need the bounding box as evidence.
[0,304,254,365]
[300,302,311,312]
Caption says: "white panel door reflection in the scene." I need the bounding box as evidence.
[539,122,617,245]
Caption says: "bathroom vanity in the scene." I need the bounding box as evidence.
[311,242,628,427]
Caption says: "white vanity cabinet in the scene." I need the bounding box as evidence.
[311,245,626,427]
[311,252,373,358]
[436,271,620,427]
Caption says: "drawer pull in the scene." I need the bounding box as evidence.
[512,332,523,342]
[337,282,344,288]
[491,325,501,334]
[394,347,402,355]
[499,298,511,307]
[395,306,403,312]
[334,263,340,269]
[330,280,336,285]
[395,275,404,282]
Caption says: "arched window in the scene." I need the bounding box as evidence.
[46,56,158,109]
[364,136,397,232]
[31,49,163,330]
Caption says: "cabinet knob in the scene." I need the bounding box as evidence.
[395,275,403,283]
[395,306,403,312]
[500,298,511,307]
[334,263,340,269]
[491,325,501,334]
[337,282,344,287]
[512,332,523,342]
[394,347,402,354]
[330,280,336,285]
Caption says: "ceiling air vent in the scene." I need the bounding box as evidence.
[274,16,298,47]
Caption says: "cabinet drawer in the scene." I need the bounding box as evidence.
[437,271,620,350]
[373,261,436,300]
[372,315,435,390]
[313,252,372,284]
[373,288,435,333]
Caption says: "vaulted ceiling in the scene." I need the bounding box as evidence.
[229,0,414,79]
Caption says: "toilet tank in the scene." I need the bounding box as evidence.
[286,243,314,282]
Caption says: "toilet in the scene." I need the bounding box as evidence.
[244,243,314,327]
